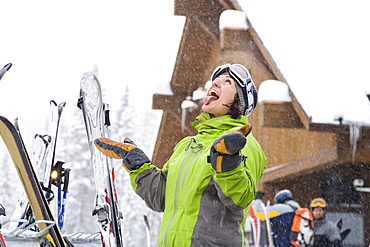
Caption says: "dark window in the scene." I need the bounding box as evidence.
[320,176,363,207]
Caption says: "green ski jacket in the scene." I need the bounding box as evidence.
[129,113,266,246]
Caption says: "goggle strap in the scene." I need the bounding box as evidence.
[236,86,246,114]
[211,65,229,82]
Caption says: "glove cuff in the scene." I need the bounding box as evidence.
[122,148,151,172]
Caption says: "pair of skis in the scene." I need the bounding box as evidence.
[247,198,274,247]
[9,133,52,232]
[0,116,68,246]
[1,63,70,246]
[10,101,70,233]
[45,100,70,231]
[78,71,123,247]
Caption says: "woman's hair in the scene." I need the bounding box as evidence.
[228,94,242,119]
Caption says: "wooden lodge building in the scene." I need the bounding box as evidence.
[151,0,370,245]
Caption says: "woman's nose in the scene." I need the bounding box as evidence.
[212,79,221,87]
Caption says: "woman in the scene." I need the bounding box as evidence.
[95,63,266,246]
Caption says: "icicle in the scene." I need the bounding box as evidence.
[181,108,186,132]
[181,96,197,132]
[349,122,361,162]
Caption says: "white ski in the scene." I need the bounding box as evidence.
[79,71,123,247]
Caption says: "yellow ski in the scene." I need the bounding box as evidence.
[0,116,67,247]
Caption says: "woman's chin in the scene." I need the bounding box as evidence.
[202,105,228,117]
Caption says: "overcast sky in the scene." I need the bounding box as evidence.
[241,1,370,124]
[1,0,369,149]
[0,0,183,148]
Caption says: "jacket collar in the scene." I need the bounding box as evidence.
[190,113,249,135]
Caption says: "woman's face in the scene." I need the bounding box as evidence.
[202,74,237,117]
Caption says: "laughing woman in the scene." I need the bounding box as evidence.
[94,63,266,247]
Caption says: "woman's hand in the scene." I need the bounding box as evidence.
[209,124,251,172]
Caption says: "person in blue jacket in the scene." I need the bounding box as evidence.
[267,189,300,247]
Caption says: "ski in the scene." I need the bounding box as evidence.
[261,200,274,247]
[33,134,53,181]
[58,167,70,231]
[248,202,262,247]
[0,116,67,246]
[39,100,71,231]
[50,161,71,231]
[78,71,123,247]
[9,134,52,231]
[43,101,66,201]
[0,204,7,247]
[0,63,12,81]
[247,191,267,247]
[103,103,123,244]
[143,215,151,247]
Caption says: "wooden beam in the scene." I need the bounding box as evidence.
[260,146,338,183]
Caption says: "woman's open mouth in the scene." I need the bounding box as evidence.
[203,90,219,105]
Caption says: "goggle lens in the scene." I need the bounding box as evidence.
[229,64,251,87]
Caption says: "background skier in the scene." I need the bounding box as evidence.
[310,198,342,247]
[267,189,300,246]
[94,63,266,246]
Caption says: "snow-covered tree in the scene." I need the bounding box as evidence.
[58,106,99,234]
[0,122,28,227]
[110,83,162,247]
[0,134,29,224]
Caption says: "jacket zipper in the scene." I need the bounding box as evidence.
[181,140,202,189]
[164,138,202,247]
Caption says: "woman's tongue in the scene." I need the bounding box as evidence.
[203,95,218,105]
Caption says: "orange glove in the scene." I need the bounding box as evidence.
[94,137,150,172]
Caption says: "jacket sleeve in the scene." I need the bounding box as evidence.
[328,221,342,243]
[213,134,266,210]
[129,163,168,212]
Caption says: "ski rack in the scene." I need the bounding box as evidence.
[1,218,55,238]
[64,232,101,242]
[1,218,101,243]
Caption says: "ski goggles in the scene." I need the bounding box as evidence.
[211,63,251,87]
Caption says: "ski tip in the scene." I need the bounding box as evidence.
[50,100,57,106]
[0,63,12,80]
[77,96,83,109]
[13,117,20,131]
[4,63,12,70]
